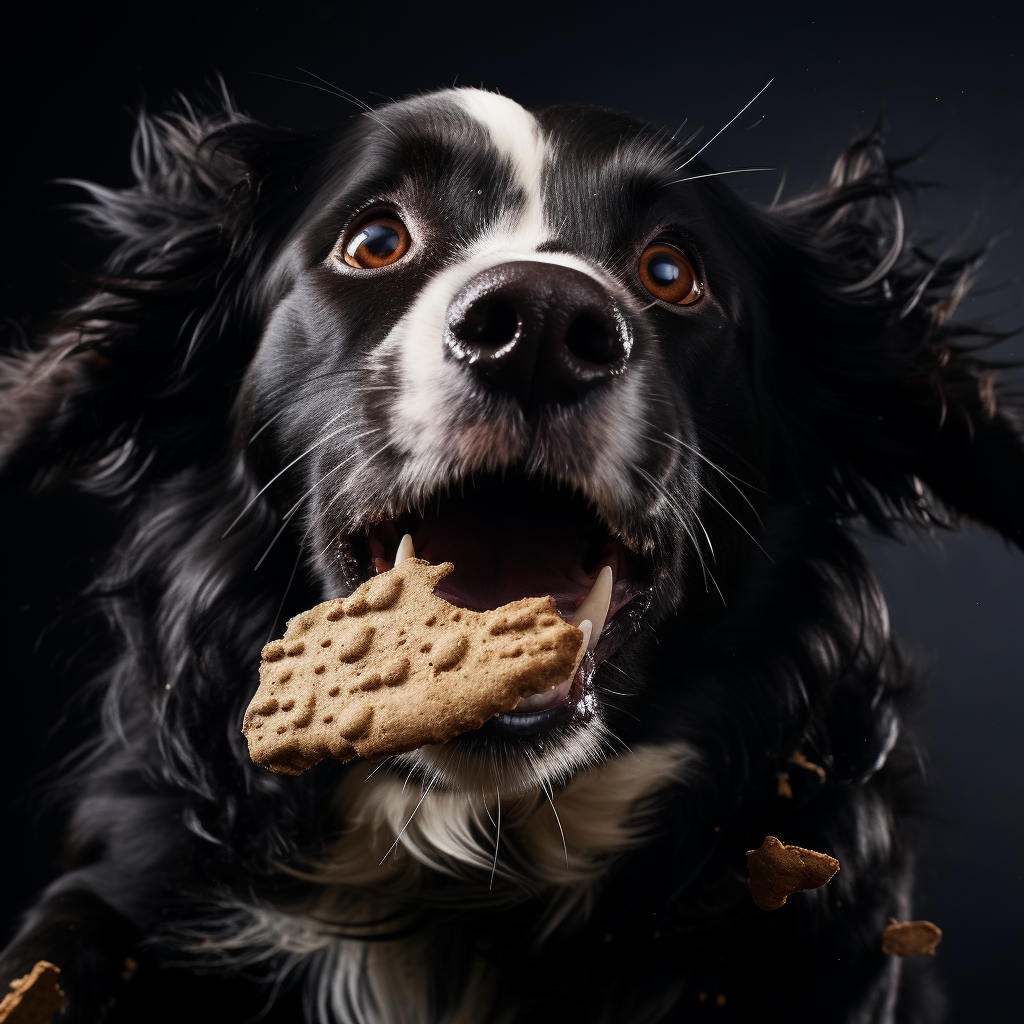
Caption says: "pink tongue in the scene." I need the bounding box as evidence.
[413,506,592,613]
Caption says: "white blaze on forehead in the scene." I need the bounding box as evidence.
[454,89,549,249]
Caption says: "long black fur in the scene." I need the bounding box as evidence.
[1,88,1021,1023]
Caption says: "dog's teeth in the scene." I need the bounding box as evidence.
[395,534,416,564]
[572,567,612,650]
[573,619,593,669]
[512,620,592,714]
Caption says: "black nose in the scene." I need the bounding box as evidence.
[443,261,631,409]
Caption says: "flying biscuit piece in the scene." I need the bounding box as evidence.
[243,559,587,774]
[746,835,841,910]
[0,961,64,1024]
[882,918,943,956]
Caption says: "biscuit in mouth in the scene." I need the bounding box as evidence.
[243,555,591,775]
[334,472,656,735]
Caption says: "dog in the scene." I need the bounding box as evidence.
[1,85,1021,1023]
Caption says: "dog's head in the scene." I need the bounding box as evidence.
[238,89,765,792]
[3,88,1022,815]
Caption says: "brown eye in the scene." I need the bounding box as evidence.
[638,243,702,305]
[341,216,411,269]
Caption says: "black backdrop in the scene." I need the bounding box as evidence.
[2,1,1022,1019]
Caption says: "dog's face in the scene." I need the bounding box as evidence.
[240,89,762,794]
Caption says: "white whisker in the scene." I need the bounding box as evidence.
[541,779,569,871]
[381,776,436,863]
[662,167,775,189]
[676,80,774,170]
[223,414,358,538]
[490,776,502,890]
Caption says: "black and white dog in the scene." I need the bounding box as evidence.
[2,86,1022,1023]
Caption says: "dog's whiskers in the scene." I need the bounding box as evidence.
[223,414,359,539]
[540,778,569,872]
[253,434,384,571]
[662,167,776,189]
[364,757,395,781]
[633,464,722,599]
[381,775,437,863]
[675,79,774,170]
[490,774,502,890]
[646,432,765,534]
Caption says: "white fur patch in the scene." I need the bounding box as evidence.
[311,741,696,920]
[184,744,695,1022]
[454,89,549,251]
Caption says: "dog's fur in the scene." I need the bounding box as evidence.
[2,87,1022,1023]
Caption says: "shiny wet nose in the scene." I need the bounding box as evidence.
[443,261,630,409]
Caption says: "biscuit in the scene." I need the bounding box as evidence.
[243,559,586,774]
[881,918,942,956]
[0,961,64,1024]
[746,836,841,910]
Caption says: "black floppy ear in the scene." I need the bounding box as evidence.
[754,136,1024,548]
[0,95,311,495]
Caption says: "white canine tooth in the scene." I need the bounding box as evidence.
[395,534,416,564]
[572,620,593,672]
[511,621,591,714]
[571,566,612,650]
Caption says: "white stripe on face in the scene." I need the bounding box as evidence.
[454,89,549,251]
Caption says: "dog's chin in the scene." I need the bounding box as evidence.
[328,470,657,795]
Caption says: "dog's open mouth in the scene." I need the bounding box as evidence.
[338,472,653,738]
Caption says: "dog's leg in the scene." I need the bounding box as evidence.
[0,889,137,1023]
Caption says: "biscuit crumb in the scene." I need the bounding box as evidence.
[789,751,826,779]
[0,961,64,1024]
[746,835,840,910]
[776,771,793,798]
[882,918,942,956]
[243,559,585,774]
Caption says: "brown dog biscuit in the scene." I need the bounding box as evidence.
[243,559,586,774]
[0,961,64,1024]
[746,836,841,910]
[882,918,942,956]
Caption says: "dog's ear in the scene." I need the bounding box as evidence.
[0,96,314,495]
[754,137,1024,548]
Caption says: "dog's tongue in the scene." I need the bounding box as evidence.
[413,501,593,613]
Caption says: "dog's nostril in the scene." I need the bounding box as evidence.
[453,297,520,351]
[564,313,617,365]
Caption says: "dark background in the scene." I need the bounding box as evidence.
[2,1,1022,1017]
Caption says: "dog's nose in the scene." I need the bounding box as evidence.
[443,261,630,408]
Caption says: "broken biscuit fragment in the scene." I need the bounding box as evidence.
[0,961,64,1024]
[882,918,942,956]
[243,558,586,774]
[746,835,840,910]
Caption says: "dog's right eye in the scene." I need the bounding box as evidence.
[342,216,411,269]
[638,242,702,305]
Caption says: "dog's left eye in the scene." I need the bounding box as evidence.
[638,242,702,305]
[342,215,412,269]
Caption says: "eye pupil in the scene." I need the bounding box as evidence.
[341,216,411,269]
[648,255,679,285]
[350,223,400,259]
[639,242,702,305]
